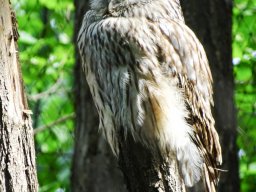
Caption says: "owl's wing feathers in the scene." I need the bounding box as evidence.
[157,19,222,189]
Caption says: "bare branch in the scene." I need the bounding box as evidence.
[33,113,75,135]
[28,77,63,101]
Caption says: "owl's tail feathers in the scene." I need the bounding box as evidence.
[202,160,225,192]
[202,163,218,192]
[176,140,203,187]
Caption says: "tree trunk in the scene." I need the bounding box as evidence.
[180,1,240,191]
[0,0,38,191]
[118,133,185,192]
[72,0,239,191]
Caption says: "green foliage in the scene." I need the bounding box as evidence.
[12,0,75,191]
[233,0,256,191]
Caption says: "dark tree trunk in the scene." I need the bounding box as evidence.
[72,0,239,191]
[180,1,240,192]
[118,133,185,192]
[0,0,38,191]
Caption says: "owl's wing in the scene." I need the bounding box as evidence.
[157,19,222,190]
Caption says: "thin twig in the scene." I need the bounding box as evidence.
[28,78,63,101]
[33,113,75,135]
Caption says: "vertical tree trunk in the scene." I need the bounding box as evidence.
[118,133,185,192]
[180,1,240,192]
[0,0,38,191]
[72,0,239,191]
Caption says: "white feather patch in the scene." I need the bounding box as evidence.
[146,79,203,186]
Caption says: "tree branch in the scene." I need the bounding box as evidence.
[33,113,75,135]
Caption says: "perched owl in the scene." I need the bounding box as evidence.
[77,0,222,191]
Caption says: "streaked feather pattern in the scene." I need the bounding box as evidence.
[78,0,222,191]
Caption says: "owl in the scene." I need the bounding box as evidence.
[77,0,222,191]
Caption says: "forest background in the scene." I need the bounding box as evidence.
[11,0,256,191]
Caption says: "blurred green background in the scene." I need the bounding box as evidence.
[11,0,256,191]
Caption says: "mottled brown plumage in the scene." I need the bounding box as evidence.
[77,0,222,191]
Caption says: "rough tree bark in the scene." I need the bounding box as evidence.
[0,0,38,191]
[72,0,239,191]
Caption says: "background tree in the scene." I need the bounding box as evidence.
[0,0,38,191]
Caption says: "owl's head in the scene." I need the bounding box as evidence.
[90,0,182,10]
[90,0,149,11]
[90,0,110,11]
[89,0,183,21]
